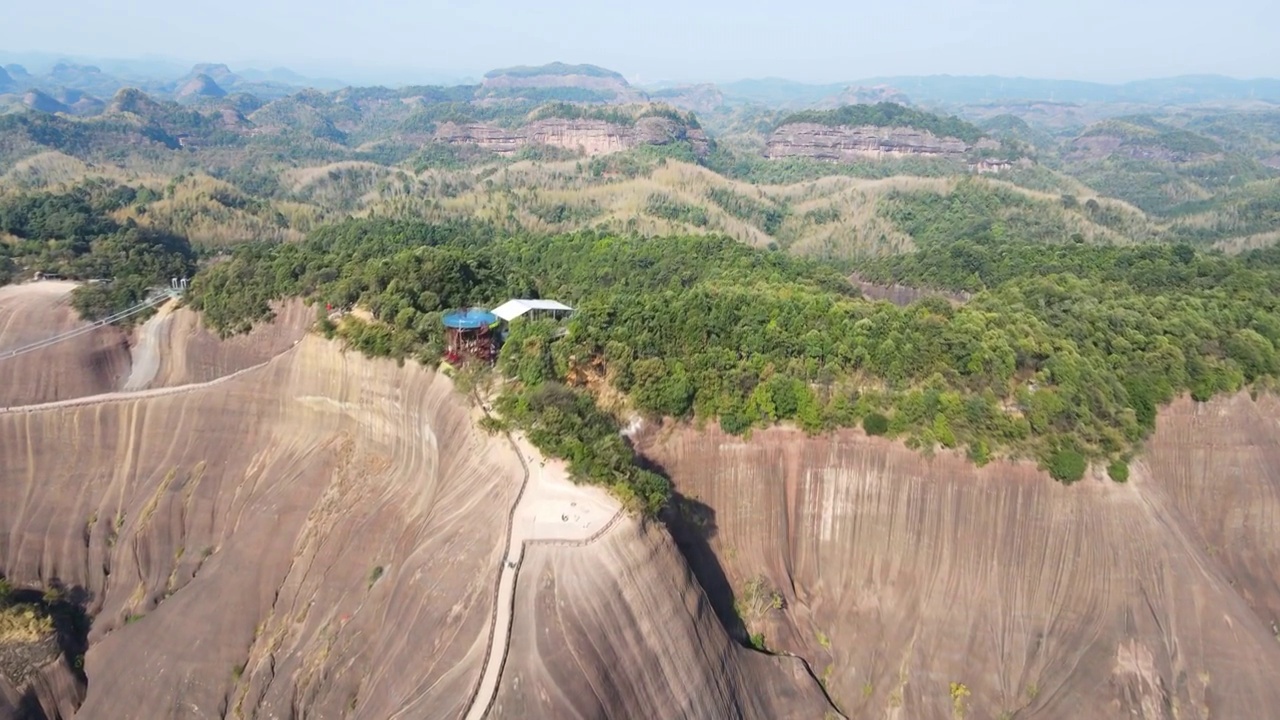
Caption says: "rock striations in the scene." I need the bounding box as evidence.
[491,516,835,719]
[0,333,523,718]
[766,122,972,162]
[639,396,1280,720]
[0,282,131,406]
[436,115,710,157]
[0,302,838,719]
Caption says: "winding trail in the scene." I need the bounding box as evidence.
[0,302,622,719]
[122,301,176,391]
[461,427,624,720]
[0,342,300,415]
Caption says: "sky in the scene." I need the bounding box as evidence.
[6,0,1280,86]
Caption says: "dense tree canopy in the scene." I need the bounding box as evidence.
[0,180,196,317]
[778,103,986,144]
[189,217,1280,506]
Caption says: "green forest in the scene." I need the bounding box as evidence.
[0,181,196,318]
[5,80,1280,516]
[778,102,986,144]
[187,215,1280,513]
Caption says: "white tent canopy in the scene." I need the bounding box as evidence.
[491,299,574,322]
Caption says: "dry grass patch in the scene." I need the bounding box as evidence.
[0,606,54,644]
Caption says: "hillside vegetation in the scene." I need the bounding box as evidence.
[189,217,1280,500]
[778,102,985,143]
[0,179,195,317]
[4,84,1279,253]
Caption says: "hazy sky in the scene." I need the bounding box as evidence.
[8,0,1280,85]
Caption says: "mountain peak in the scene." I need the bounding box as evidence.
[188,63,238,86]
[22,89,70,114]
[177,73,228,101]
[483,62,627,83]
[108,87,163,116]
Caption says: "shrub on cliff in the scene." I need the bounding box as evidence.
[1107,459,1131,483]
[862,413,890,436]
[1048,448,1087,483]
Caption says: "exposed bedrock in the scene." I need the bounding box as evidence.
[435,116,711,158]
[1,326,836,719]
[765,123,972,162]
[491,516,836,719]
[639,394,1280,720]
[0,283,130,406]
[0,336,521,719]
[147,299,313,387]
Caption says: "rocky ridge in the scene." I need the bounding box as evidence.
[436,114,710,157]
[0,297,836,719]
[20,90,69,115]
[492,515,835,718]
[638,392,1280,719]
[175,74,227,102]
[479,62,644,102]
[766,122,987,162]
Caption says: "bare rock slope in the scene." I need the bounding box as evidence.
[147,299,313,387]
[0,334,521,718]
[766,123,975,162]
[492,516,835,719]
[0,282,130,406]
[640,397,1280,720]
[436,115,710,158]
[1,313,835,719]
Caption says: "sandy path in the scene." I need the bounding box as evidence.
[0,341,300,415]
[122,300,176,390]
[462,432,623,720]
[1,314,619,719]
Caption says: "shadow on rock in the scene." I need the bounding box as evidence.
[9,579,92,684]
[635,452,750,644]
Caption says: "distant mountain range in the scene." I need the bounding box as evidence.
[719,74,1280,108]
[2,52,1279,117]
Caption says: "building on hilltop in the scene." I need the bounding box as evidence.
[491,299,575,342]
[491,299,574,323]
[442,308,499,365]
[442,300,574,366]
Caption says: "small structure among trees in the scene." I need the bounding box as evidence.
[491,299,574,323]
[492,298,575,341]
[442,308,499,365]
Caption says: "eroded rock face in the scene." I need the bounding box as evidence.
[435,116,710,157]
[639,396,1280,720]
[0,335,522,719]
[766,122,970,162]
[147,300,313,387]
[492,516,835,719]
[0,653,83,720]
[0,282,131,406]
